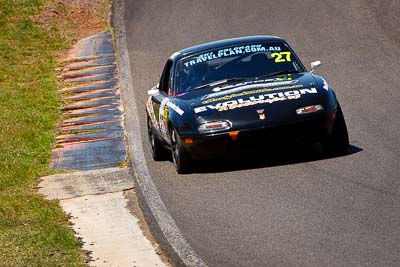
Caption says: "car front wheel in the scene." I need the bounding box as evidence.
[170,128,192,174]
[321,102,349,155]
[147,116,168,161]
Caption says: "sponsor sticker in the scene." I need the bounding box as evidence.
[322,78,329,91]
[166,101,185,116]
[146,98,158,129]
[183,44,282,68]
[194,88,318,113]
[202,84,303,105]
[159,98,169,132]
[204,80,298,99]
[257,109,266,120]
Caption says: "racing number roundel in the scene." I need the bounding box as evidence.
[159,98,169,133]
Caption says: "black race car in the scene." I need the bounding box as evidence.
[146,36,349,173]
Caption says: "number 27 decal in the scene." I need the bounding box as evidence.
[271,52,291,63]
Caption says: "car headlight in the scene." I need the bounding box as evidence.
[198,120,231,133]
[296,105,324,115]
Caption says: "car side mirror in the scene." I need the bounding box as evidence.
[147,84,160,96]
[310,61,321,73]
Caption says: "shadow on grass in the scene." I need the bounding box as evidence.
[188,144,362,174]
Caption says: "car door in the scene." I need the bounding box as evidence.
[151,60,173,142]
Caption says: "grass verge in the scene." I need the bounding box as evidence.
[0,0,106,265]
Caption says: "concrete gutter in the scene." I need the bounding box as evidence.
[112,1,207,266]
[39,168,167,267]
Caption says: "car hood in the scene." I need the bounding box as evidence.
[179,73,332,129]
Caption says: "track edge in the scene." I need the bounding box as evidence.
[111,1,208,266]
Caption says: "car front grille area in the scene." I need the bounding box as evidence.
[228,120,328,152]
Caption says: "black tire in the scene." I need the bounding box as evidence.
[321,102,349,155]
[147,116,168,161]
[170,128,192,174]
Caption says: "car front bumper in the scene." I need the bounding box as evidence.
[180,116,334,160]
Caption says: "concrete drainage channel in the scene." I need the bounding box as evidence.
[39,31,168,266]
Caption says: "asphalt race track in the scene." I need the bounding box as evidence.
[122,0,400,265]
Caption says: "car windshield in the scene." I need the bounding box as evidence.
[176,42,304,94]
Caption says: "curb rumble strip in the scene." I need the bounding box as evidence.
[112,1,208,266]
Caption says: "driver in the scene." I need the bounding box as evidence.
[181,62,209,91]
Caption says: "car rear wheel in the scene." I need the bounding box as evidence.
[171,128,192,174]
[321,102,349,155]
[147,116,168,161]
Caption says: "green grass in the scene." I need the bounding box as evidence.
[0,0,85,265]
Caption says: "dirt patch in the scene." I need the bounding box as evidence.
[35,0,110,44]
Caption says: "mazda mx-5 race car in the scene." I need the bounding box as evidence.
[146,36,349,173]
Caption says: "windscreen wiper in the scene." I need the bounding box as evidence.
[193,78,247,91]
[256,70,300,80]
